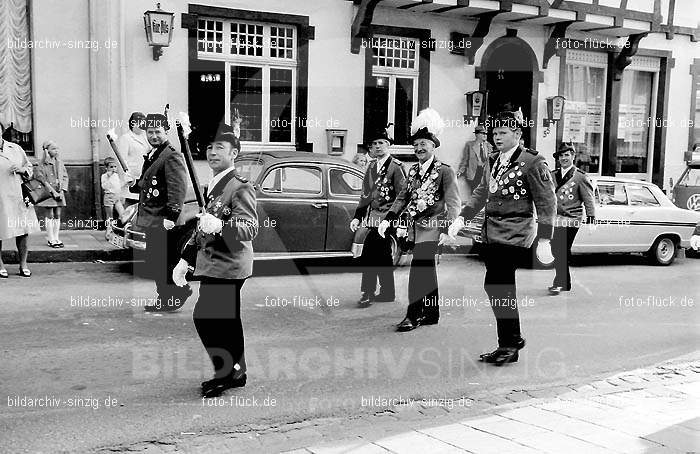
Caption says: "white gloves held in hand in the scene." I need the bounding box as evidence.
[378,220,390,238]
[163,219,175,230]
[447,216,465,240]
[172,259,189,287]
[536,239,554,265]
[691,235,700,251]
[197,212,223,234]
[350,218,360,232]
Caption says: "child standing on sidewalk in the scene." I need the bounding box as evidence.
[35,140,69,248]
[101,157,126,223]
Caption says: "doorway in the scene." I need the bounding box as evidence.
[478,36,540,149]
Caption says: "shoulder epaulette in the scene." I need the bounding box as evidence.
[234,173,248,183]
[524,148,538,155]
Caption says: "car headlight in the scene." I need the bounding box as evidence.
[119,204,138,224]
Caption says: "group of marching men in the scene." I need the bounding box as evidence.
[129,106,598,398]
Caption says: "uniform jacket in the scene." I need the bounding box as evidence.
[552,166,596,227]
[385,158,460,243]
[133,141,188,228]
[461,145,556,248]
[182,168,259,280]
[353,156,405,227]
[458,139,492,181]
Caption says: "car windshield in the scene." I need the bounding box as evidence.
[236,159,264,183]
[678,168,700,186]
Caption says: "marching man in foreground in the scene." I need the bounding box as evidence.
[379,108,460,332]
[449,108,556,365]
[173,124,258,398]
[350,124,406,307]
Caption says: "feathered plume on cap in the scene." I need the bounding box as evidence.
[410,108,444,147]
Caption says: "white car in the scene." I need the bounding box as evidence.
[464,176,700,266]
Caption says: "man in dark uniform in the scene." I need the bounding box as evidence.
[130,113,190,312]
[449,108,556,364]
[549,142,596,295]
[350,125,405,307]
[173,124,258,398]
[379,108,461,332]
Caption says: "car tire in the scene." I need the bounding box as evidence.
[648,236,677,266]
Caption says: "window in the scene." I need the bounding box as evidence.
[617,57,660,176]
[366,36,419,146]
[236,159,264,182]
[0,0,33,153]
[597,183,628,205]
[198,18,297,145]
[563,51,608,174]
[626,184,660,206]
[262,166,321,194]
[689,59,700,150]
[329,168,362,196]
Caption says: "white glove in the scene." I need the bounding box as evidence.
[396,226,407,238]
[378,220,390,238]
[163,219,175,230]
[448,216,465,240]
[438,233,451,246]
[536,239,554,265]
[691,235,700,251]
[172,259,189,287]
[350,218,360,232]
[197,212,223,234]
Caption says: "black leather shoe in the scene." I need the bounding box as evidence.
[372,294,395,303]
[479,347,518,365]
[358,293,372,308]
[421,316,439,325]
[548,285,562,295]
[201,374,247,398]
[514,337,526,350]
[396,317,418,332]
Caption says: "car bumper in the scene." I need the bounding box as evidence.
[105,222,146,251]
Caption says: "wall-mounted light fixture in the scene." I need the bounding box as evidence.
[543,95,566,127]
[464,90,487,124]
[144,3,174,61]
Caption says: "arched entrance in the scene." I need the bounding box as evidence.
[476,32,543,149]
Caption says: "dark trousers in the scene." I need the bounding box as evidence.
[360,228,395,298]
[552,226,579,290]
[407,241,439,322]
[482,243,528,348]
[193,277,247,379]
[141,226,190,307]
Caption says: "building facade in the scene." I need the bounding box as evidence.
[1,0,698,223]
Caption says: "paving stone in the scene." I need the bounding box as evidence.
[463,414,549,440]
[516,431,617,454]
[307,437,389,454]
[373,430,465,453]
[419,423,537,454]
[504,391,531,403]
[642,424,700,452]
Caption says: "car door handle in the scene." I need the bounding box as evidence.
[312,203,328,209]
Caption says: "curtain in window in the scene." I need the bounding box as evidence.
[0,0,32,134]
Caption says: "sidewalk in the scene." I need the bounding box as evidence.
[0,230,130,264]
[0,230,474,264]
[97,357,699,453]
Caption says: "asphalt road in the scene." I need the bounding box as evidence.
[1,254,698,452]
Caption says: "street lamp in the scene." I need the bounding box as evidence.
[143,3,174,61]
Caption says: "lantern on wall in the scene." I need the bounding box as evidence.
[464,90,488,124]
[543,95,566,127]
[144,3,175,61]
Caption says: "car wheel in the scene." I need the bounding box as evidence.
[648,236,676,266]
